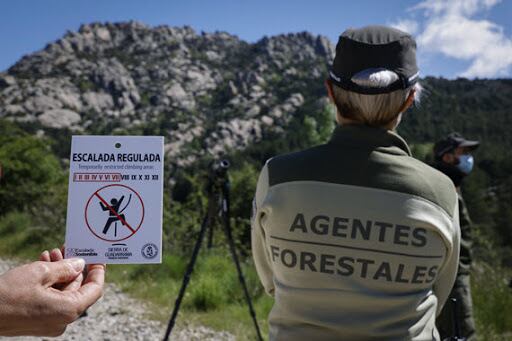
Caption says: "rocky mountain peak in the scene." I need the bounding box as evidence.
[0,21,334,167]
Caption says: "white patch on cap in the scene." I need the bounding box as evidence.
[351,68,399,88]
[329,70,341,82]
[408,71,420,82]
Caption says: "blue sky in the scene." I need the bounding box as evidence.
[0,0,511,78]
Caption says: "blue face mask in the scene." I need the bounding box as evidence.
[457,154,474,174]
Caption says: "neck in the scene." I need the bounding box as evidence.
[338,116,362,126]
[336,114,399,130]
[434,161,465,187]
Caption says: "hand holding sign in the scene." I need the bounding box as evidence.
[0,257,104,337]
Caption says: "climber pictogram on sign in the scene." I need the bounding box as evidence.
[85,184,145,242]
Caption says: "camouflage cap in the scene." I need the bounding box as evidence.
[434,132,480,158]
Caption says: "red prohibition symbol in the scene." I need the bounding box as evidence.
[84,184,145,242]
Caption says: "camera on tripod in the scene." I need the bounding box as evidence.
[209,159,230,179]
[163,159,263,341]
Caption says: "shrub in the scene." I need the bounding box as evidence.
[0,211,32,236]
[472,263,512,337]
[189,272,228,311]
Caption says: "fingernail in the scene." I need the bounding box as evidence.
[68,258,86,272]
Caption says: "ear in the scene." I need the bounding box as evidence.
[442,152,454,164]
[325,79,335,103]
[398,88,416,113]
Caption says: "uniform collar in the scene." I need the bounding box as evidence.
[328,124,412,156]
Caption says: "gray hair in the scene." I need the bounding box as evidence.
[331,68,421,127]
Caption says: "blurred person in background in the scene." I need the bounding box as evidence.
[434,133,479,341]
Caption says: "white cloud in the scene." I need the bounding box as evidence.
[390,19,419,35]
[406,0,512,78]
[413,0,500,17]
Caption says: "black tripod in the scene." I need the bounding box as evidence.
[163,160,263,341]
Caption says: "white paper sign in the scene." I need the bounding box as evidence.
[65,135,163,264]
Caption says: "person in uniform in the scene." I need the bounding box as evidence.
[251,25,460,340]
[433,133,479,341]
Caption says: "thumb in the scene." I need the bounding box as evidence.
[41,258,85,287]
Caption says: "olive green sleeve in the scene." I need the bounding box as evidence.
[433,199,461,315]
[457,195,473,275]
[251,162,274,296]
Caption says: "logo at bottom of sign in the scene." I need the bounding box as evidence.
[141,243,159,259]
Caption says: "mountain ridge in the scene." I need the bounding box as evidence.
[0,21,335,168]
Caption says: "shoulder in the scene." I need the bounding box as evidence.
[264,143,458,218]
[266,144,329,185]
[268,144,328,164]
[388,155,458,217]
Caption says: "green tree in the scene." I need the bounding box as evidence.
[0,120,64,214]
